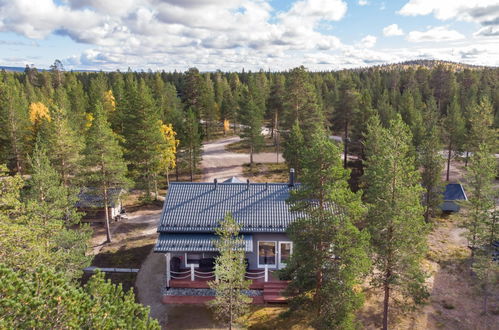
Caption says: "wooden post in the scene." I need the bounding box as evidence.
[165,253,171,288]
[190,263,195,281]
[264,264,268,282]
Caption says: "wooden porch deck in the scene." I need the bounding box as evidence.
[164,269,289,304]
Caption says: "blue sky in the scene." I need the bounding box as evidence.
[0,0,498,71]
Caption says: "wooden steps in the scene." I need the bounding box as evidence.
[263,281,288,304]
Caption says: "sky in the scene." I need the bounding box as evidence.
[0,0,498,71]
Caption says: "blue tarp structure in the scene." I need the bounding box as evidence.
[441,183,467,212]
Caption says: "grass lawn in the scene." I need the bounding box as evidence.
[239,306,313,330]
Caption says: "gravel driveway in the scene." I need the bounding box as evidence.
[201,135,283,182]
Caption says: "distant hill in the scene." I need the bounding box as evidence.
[0,66,29,72]
[352,59,492,72]
[0,66,99,73]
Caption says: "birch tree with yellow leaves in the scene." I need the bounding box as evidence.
[159,123,179,187]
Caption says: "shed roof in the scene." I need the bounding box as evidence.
[154,233,253,252]
[443,184,467,201]
[157,182,302,233]
[223,176,244,183]
[76,187,123,208]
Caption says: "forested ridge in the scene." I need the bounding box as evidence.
[1,60,498,329]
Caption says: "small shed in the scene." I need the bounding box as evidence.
[441,183,467,212]
[77,188,125,222]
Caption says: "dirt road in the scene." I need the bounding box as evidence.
[201,135,283,182]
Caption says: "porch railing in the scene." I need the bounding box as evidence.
[165,254,272,288]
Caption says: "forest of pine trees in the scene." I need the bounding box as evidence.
[0,61,498,328]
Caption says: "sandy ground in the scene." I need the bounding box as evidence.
[201,135,283,182]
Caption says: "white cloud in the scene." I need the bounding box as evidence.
[398,1,499,37]
[358,0,369,6]
[359,35,377,48]
[383,24,404,36]
[407,26,465,42]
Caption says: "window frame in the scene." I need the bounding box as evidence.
[257,240,278,268]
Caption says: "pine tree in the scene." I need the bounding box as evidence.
[0,76,29,173]
[285,130,370,329]
[420,98,444,222]
[363,115,429,330]
[465,144,498,314]
[336,78,360,168]
[44,105,84,186]
[0,265,160,329]
[83,104,129,243]
[180,108,202,182]
[208,213,251,329]
[238,89,264,168]
[282,120,305,176]
[444,97,465,181]
[0,146,91,279]
[199,73,218,140]
[284,66,324,135]
[267,74,285,140]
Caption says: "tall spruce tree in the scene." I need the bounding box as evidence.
[285,130,370,329]
[208,213,251,330]
[364,115,429,330]
[83,104,129,243]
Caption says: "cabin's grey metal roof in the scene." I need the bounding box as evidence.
[154,233,253,252]
[76,188,123,208]
[443,184,467,201]
[157,182,301,233]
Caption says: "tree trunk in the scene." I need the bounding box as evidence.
[465,151,469,167]
[276,130,280,164]
[446,142,452,181]
[189,149,194,182]
[424,190,431,223]
[343,121,349,169]
[175,154,179,181]
[154,177,158,200]
[250,145,254,169]
[382,279,390,330]
[104,186,112,243]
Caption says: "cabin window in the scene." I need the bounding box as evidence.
[185,253,202,267]
[258,241,276,267]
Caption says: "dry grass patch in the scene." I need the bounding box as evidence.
[243,162,289,183]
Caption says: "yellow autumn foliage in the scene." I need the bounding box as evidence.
[159,123,179,172]
[223,119,230,132]
[103,90,116,113]
[85,113,94,129]
[28,102,51,124]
